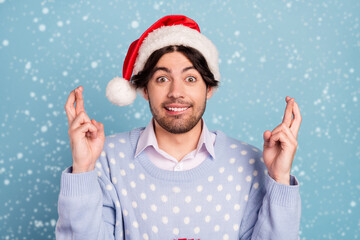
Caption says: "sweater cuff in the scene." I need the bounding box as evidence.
[265,174,300,208]
[60,166,99,197]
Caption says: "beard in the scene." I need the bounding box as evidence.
[148,98,207,134]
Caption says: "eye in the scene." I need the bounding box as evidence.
[156,76,168,83]
[185,76,197,83]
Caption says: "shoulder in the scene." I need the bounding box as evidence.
[103,127,145,150]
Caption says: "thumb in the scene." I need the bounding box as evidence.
[263,130,272,147]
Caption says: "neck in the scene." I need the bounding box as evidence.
[153,119,203,162]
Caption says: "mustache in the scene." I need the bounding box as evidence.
[161,100,193,107]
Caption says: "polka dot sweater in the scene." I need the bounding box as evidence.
[56,128,301,240]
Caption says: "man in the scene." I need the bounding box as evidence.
[56,15,302,239]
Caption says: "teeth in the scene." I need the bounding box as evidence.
[167,107,188,112]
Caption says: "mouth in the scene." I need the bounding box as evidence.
[164,105,191,115]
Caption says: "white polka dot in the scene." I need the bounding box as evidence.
[106,184,113,191]
[112,177,117,184]
[219,167,225,174]
[205,215,211,222]
[97,171,101,177]
[216,204,222,212]
[249,158,255,164]
[141,213,147,220]
[194,227,200,234]
[234,204,240,211]
[227,175,233,182]
[140,192,147,200]
[96,162,102,168]
[208,176,214,182]
[230,144,237,149]
[173,228,179,235]
[120,169,126,176]
[233,224,239,231]
[236,185,241,191]
[172,186,181,193]
[184,217,190,224]
[121,189,127,196]
[241,150,247,155]
[260,157,264,162]
[162,216,168,224]
[253,182,259,189]
[150,184,156,191]
[115,201,120,208]
[229,158,236,164]
[207,195,213,202]
[143,233,149,240]
[226,194,232,201]
[224,214,230,221]
[132,201,137,208]
[197,185,203,192]
[195,205,202,213]
[246,176,252,182]
[238,166,243,173]
[119,138,126,143]
[223,234,229,240]
[152,226,158,233]
[139,173,145,180]
[185,195,192,203]
[108,143,114,148]
[214,225,220,231]
[119,152,125,158]
[151,204,157,212]
[133,221,138,228]
[253,170,258,176]
[110,158,116,165]
[173,206,180,214]
[161,195,168,203]
[130,181,136,188]
[123,209,128,216]
[252,147,259,152]
[101,151,106,157]
[217,184,223,192]
[129,163,135,169]
[245,195,249,201]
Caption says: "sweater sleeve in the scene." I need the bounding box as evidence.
[55,163,124,239]
[238,156,301,240]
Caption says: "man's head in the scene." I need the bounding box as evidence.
[131,46,216,134]
[106,15,220,107]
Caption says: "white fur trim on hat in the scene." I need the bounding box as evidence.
[106,77,137,106]
[133,25,220,81]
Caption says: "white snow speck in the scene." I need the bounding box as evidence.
[2,39,9,46]
[91,61,98,68]
[41,125,48,133]
[4,179,10,185]
[350,201,356,207]
[134,112,141,119]
[39,24,46,32]
[131,21,139,29]
[83,15,89,21]
[25,62,32,70]
[42,7,49,14]
[57,21,63,27]
[0,0,5,4]
[17,153,23,159]
[63,71,68,76]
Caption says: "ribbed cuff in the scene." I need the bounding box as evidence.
[60,166,99,197]
[266,174,300,208]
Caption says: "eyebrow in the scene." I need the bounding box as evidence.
[152,66,196,74]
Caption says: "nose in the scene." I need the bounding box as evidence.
[167,78,185,99]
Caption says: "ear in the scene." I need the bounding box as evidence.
[142,87,149,101]
[206,86,214,100]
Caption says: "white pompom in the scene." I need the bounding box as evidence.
[106,77,137,106]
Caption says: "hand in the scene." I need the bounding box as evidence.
[262,96,302,185]
[65,86,105,173]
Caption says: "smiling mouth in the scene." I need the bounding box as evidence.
[165,107,190,112]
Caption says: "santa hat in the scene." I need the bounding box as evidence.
[106,15,220,106]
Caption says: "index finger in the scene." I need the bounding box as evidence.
[75,86,85,115]
[65,90,76,125]
[282,96,294,127]
[290,101,302,139]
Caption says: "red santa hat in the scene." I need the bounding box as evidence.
[106,15,220,106]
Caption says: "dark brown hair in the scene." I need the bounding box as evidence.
[131,45,219,89]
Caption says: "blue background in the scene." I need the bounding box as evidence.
[0,0,359,239]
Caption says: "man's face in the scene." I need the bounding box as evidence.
[143,51,213,134]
